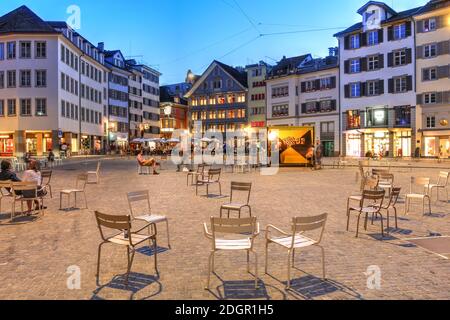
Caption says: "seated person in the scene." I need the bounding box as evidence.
[0,160,21,190]
[137,150,160,175]
[21,160,48,215]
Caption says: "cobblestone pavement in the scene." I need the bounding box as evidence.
[0,158,449,300]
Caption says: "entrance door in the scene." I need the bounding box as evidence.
[440,139,449,158]
[323,141,334,157]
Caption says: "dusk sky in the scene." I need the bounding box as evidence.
[1,0,429,84]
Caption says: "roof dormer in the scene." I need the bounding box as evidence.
[358,1,397,31]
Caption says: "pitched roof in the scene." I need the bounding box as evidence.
[268,54,312,77]
[297,56,339,74]
[334,6,423,37]
[160,86,188,105]
[357,1,397,15]
[214,60,248,87]
[414,0,450,15]
[0,5,58,35]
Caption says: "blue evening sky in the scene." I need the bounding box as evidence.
[1,0,429,84]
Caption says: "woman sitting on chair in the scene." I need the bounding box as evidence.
[137,150,160,175]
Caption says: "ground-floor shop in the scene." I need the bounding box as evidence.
[421,130,450,158]
[344,129,413,158]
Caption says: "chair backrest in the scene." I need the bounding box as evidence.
[386,187,401,208]
[196,164,206,174]
[362,189,385,209]
[410,177,430,194]
[291,213,328,244]
[437,171,450,187]
[127,190,151,219]
[379,173,394,184]
[11,181,38,197]
[230,182,252,204]
[211,217,257,240]
[207,168,221,182]
[76,173,88,190]
[94,211,132,243]
[364,175,379,190]
[372,169,389,176]
[41,170,52,184]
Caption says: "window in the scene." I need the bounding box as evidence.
[20,99,31,116]
[213,79,222,89]
[61,100,66,117]
[350,83,361,97]
[7,70,16,88]
[366,108,388,127]
[272,104,289,117]
[20,70,31,87]
[423,68,437,81]
[368,56,379,71]
[424,44,437,58]
[321,122,335,134]
[305,81,315,92]
[367,80,379,96]
[35,70,47,87]
[272,86,289,98]
[35,98,47,116]
[7,42,16,59]
[35,41,46,58]
[350,59,360,73]
[394,106,411,127]
[426,116,436,128]
[393,23,406,40]
[320,100,335,112]
[320,78,332,89]
[0,43,4,60]
[350,34,360,49]
[305,102,317,113]
[424,93,437,104]
[347,110,361,129]
[394,50,406,66]
[0,100,4,116]
[423,18,436,32]
[19,41,31,58]
[0,71,3,89]
[367,30,379,46]
[394,77,407,93]
[7,99,16,116]
[61,45,65,62]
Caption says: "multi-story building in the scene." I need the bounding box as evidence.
[184,60,248,137]
[335,1,419,158]
[102,48,132,150]
[160,84,190,139]
[0,6,107,157]
[245,61,271,129]
[126,60,144,140]
[141,66,161,139]
[414,0,450,158]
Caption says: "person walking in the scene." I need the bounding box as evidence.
[315,141,323,170]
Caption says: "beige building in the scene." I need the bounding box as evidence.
[414,0,450,158]
[245,62,270,129]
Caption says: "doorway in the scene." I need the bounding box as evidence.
[323,141,334,157]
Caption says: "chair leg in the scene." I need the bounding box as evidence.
[248,206,252,217]
[346,208,351,231]
[394,207,398,229]
[59,193,62,210]
[205,251,214,290]
[165,220,171,249]
[379,213,384,238]
[219,182,222,196]
[96,242,104,285]
[286,250,292,289]
[265,242,269,274]
[153,238,158,275]
[253,250,258,289]
[292,249,295,267]
[356,213,362,238]
[49,185,53,198]
[125,247,136,286]
[386,209,390,233]
[246,250,250,273]
[320,245,326,279]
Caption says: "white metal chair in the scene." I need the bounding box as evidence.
[87,161,101,184]
[196,168,222,196]
[203,217,260,289]
[0,181,13,215]
[11,181,45,221]
[187,164,206,186]
[127,190,171,249]
[426,171,449,203]
[60,173,88,210]
[220,182,252,218]
[348,190,385,238]
[405,177,431,216]
[94,211,158,286]
[41,170,53,198]
[265,213,328,289]
[377,173,394,198]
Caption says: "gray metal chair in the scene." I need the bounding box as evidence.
[220,182,252,218]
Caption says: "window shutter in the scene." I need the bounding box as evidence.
[444,91,450,103]
[314,79,321,90]
[423,68,430,81]
[301,103,306,114]
[406,76,413,91]
[416,94,423,105]
[387,26,394,41]
[406,48,413,64]
[436,16,444,29]
[361,82,366,96]
[437,40,450,55]
[405,21,412,37]
[344,60,350,74]
[379,54,384,68]
[416,45,423,59]
[360,57,368,72]
[331,100,337,110]
[378,29,384,43]
[301,82,306,93]
[344,85,350,98]
[344,36,350,50]
[378,80,384,94]
[315,101,321,112]
[438,65,450,79]
[416,20,424,33]
[388,52,394,67]
[388,79,394,93]
[360,32,367,47]
[330,76,337,88]
[436,92,443,104]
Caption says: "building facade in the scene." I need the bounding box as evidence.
[245,62,270,129]
[141,66,161,139]
[414,0,450,158]
[160,84,190,138]
[335,1,419,158]
[0,6,107,157]
[126,60,144,140]
[184,60,248,137]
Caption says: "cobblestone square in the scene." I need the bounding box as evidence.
[0,158,449,300]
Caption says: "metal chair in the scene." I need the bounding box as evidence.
[59,173,88,210]
[41,170,53,198]
[347,190,385,238]
[187,164,206,186]
[11,181,45,221]
[0,181,13,215]
[220,182,252,218]
[87,161,101,184]
[347,175,379,216]
[426,171,449,203]
[265,213,327,289]
[377,173,394,198]
[372,187,401,233]
[405,177,431,216]
[203,217,260,289]
[94,211,158,286]
[196,168,222,196]
[127,190,171,249]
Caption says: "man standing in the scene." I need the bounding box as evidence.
[315,141,323,170]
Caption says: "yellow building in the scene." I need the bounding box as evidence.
[415,0,450,158]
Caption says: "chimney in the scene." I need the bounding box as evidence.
[98,42,104,52]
